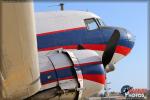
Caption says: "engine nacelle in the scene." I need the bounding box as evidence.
[37,49,106,99]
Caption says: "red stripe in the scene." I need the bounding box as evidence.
[116,45,131,56]
[82,74,106,84]
[42,74,105,85]
[82,44,106,51]
[38,45,77,51]
[38,44,131,56]
[40,61,101,74]
[37,27,86,36]
[82,44,131,56]
[77,61,102,66]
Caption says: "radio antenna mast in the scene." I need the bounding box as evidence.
[60,3,64,11]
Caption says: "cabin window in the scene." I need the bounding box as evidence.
[84,18,99,30]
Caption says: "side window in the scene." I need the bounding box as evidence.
[84,18,99,30]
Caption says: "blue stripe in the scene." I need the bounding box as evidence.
[80,64,105,74]
[37,28,134,50]
[40,71,57,84]
[40,63,105,84]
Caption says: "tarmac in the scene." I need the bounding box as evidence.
[88,96,126,100]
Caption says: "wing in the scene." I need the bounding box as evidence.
[0,2,41,99]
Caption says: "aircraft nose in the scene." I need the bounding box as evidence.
[116,28,135,56]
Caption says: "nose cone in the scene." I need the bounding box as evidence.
[116,28,135,56]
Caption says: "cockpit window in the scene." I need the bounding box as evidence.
[96,18,105,26]
[84,18,99,30]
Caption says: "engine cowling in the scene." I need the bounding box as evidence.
[37,49,106,99]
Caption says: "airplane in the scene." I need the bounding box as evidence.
[36,10,134,67]
[0,2,135,100]
[34,11,135,99]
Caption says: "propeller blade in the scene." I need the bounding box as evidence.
[102,30,120,68]
[77,44,85,50]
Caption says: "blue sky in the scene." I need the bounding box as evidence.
[34,2,148,92]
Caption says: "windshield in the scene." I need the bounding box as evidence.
[84,18,99,30]
[97,18,105,26]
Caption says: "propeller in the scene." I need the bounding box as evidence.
[77,30,120,70]
[102,30,120,68]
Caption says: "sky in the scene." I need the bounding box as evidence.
[34,1,148,92]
